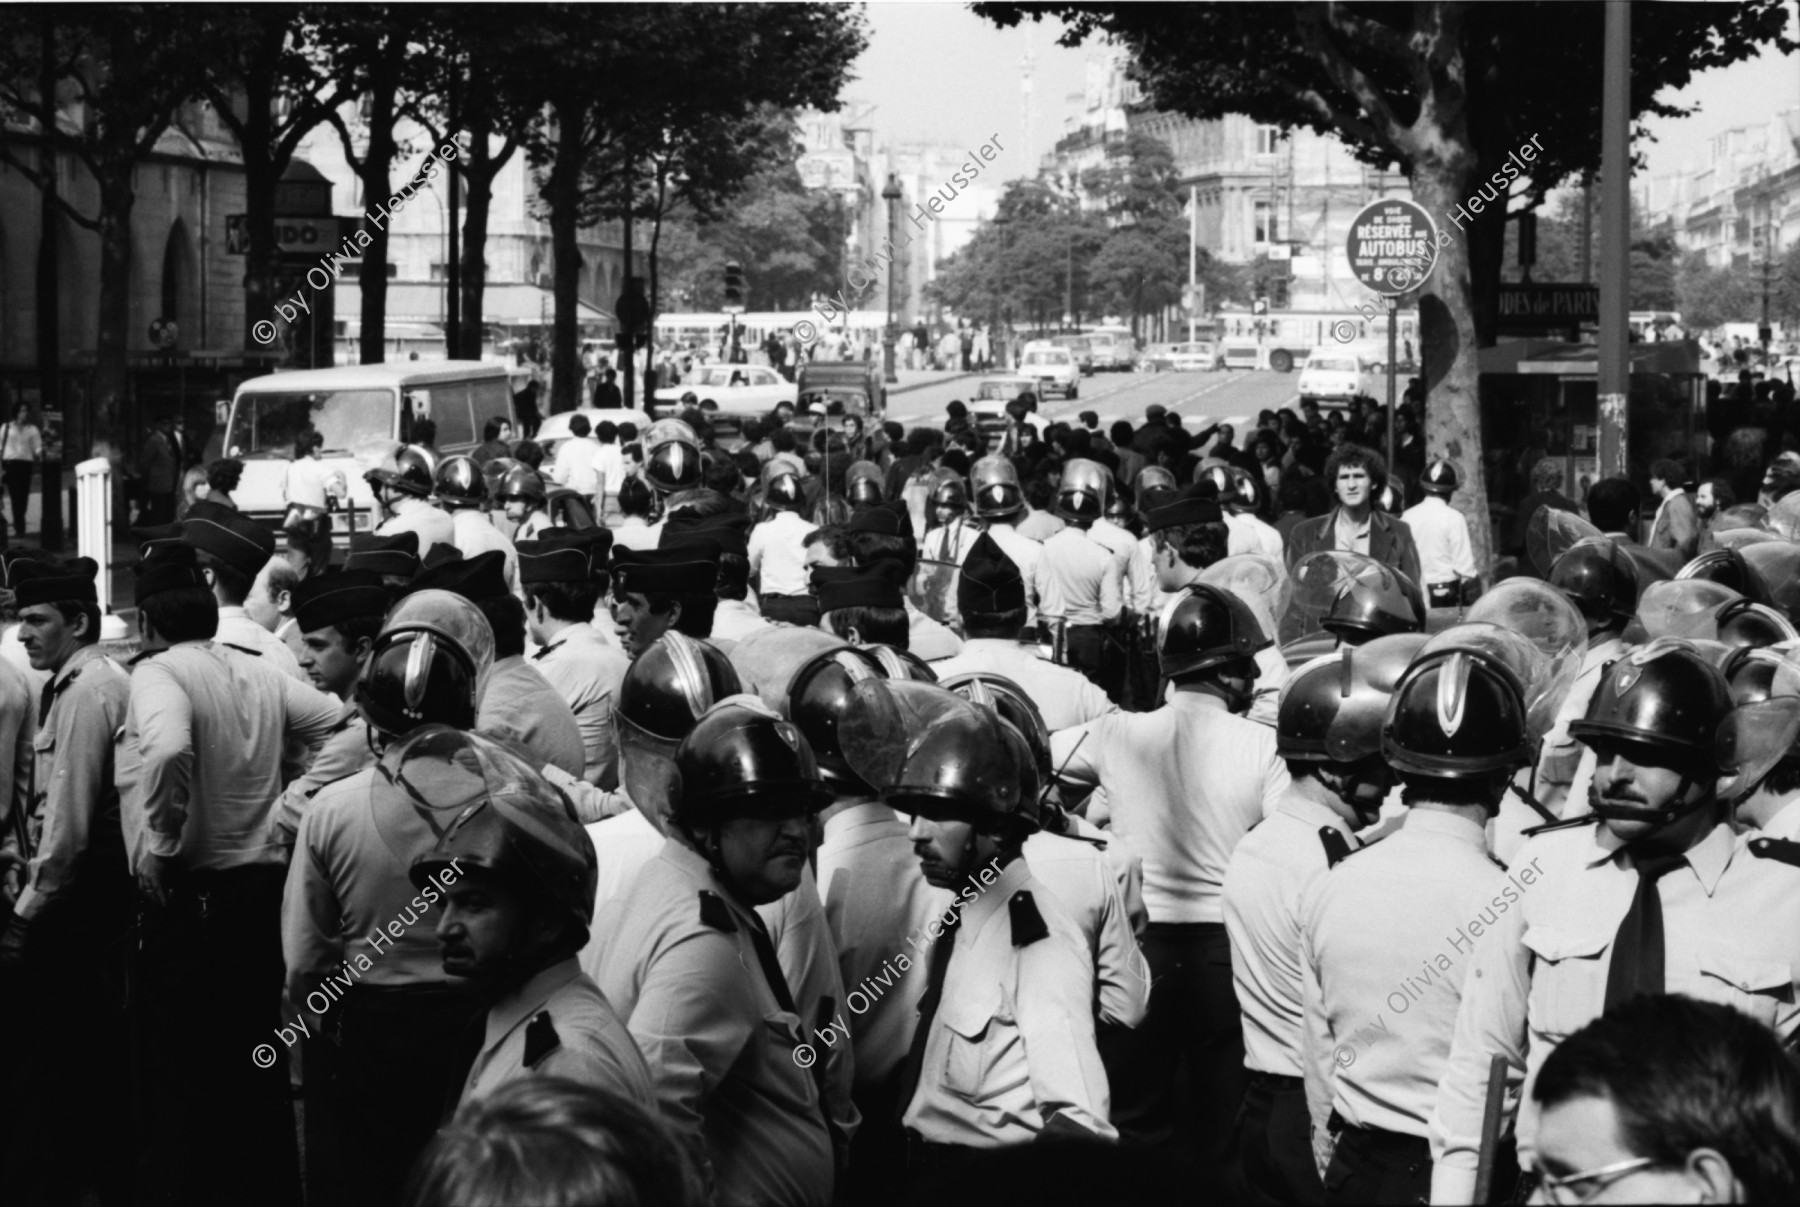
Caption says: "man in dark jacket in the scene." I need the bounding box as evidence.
[1283,443,1422,586]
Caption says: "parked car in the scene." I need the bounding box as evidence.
[1084,327,1137,372]
[1142,341,1219,372]
[1018,344,1081,399]
[1047,334,1095,375]
[1296,349,1377,406]
[652,362,794,418]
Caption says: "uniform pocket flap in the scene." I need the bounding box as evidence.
[937,986,1002,1041]
[1699,953,1792,994]
[1521,925,1610,963]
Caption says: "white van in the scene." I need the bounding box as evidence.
[222,361,516,542]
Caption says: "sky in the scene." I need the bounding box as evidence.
[848,1,1800,187]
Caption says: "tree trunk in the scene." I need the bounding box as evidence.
[458,109,498,363]
[1410,157,1493,578]
[546,115,585,415]
[354,58,401,366]
[92,174,134,455]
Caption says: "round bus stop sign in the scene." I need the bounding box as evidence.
[1345,198,1439,296]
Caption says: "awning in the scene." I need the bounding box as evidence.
[1480,338,1703,377]
[337,282,611,329]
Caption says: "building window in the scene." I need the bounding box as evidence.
[1254,200,1277,244]
[1256,124,1281,156]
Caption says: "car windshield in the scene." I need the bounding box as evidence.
[1023,351,1068,366]
[799,388,871,415]
[226,388,394,459]
[697,367,755,387]
[976,382,1025,401]
[1308,358,1359,373]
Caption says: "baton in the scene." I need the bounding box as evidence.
[1473,1052,1509,1204]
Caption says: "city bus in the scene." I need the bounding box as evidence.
[1215,307,1420,372]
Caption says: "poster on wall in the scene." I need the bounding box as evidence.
[40,409,63,463]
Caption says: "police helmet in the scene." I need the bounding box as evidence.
[840,679,1026,832]
[482,457,523,500]
[785,646,884,790]
[1158,583,1271,681]
[355,590,495,738]
[365,444,438,499]
[971,456,1024,520]
[847,461,884,508]
[668,699,834,826]
[1717,598,1799,649]
[1676,547,1773,605]
[1319,561,1425,643]
[1382,647,1532,778]
[1056,459,1111,523]
[1421,458,1459,496]
[1278,634,1427,763]
[931,476,970,516]
[644,419,702,495]
[496,464,548,507]
[403,727,598,942]
[864,645,938,683]
[1567,639,1732,761]
[1549,538,1641,625]
[1373,482,1405,514]
[764,469,804,511]
[1196,464,1236,501]
[434,455,487,507]
[939,671,1052,800]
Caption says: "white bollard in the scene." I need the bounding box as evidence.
[75,456,113,615]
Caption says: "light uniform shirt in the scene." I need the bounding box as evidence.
[905,600,962,661]
[1429,821,1800,1203]
[710,598,773,644]
[376,497,456,559]
[902,855,1116,1146]
[15,646,130,920]
[1034,527,1123,627]
[530,625,629,788]
[1225,511,1286,560]
[1222,793,1359,1079]
[1088,517,1138,569]
[512,509,555,543]
[920,517,985,632]
[479,655,587,781]
[119,641,340,874]
[1498,637,1624,865]
[281,765,458,1001]
[1022,829,1150,1029]
[984,522,1044,624]
[1300,810,1504,1155]
[217,607,306,682]
[1756,797,1800,841]
[269,701,369,848]
[449,508,521,598]
[1053,693,1290,924]
[748,510,816,597]
[929,638,1115,732]
[458,956,653,1109]
[814,801,950,1089]
[610,516,658,552]
[1015,508,1065,543]
[589,839,836,1207]
[1400,496,1477,587]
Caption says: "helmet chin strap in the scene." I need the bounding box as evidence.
[1592,771,1715,844]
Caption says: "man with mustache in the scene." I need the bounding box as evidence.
[587,698,840,1207]
[1430,641,1800,1203]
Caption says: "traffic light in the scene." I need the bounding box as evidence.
[723,261,746,313]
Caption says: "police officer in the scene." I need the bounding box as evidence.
[815,559,913,650]
[1052,584,1289,1180]
[611,545,722,659]
[408,550,586,779]
[1282,551,1425,665]
[366,443,455,558]
[1221,634,1422,1205]
[122,543,342,1205]
[968,455,1043,626]
[1717,657,1800,839]
[918,474,981,631]
[1535,538,1641,816]
[181,510,306,680]
[1223,467,1285,559]
[406,728,652,1109]
[1402,459,1479,609]
[281,593,494,1206]
[268,570,394,847]
[435,453,521,596]
[521,530,629,788]
[837,501,963,660]
[929,532,1114,730]
[1035,459,1125,698]
[345,530,422,604]
[495,462,554,543]
[839,680,1115,1163]
[1430,641,1800,1202]
[1301,646,1532,1204]
[749,463,816,626]
[0,558,133,1202]
[588,699,839,1207]
[661,518,772,646]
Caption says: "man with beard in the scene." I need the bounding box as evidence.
[1430,641,1800,1203]
[1697,478,1736,528]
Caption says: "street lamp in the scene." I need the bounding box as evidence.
[882,173,903,384]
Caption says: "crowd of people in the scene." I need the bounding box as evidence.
[6,387,1800,1207]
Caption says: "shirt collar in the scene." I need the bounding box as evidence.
[1763,798,1800,843]
[1276,791,1357,839]
[1584,817,1736,896]
[49,642,111,692]
[484,957,585,1052]
[218,605,249,620]
[960,853,1026,935]
[1397,807,1489,849]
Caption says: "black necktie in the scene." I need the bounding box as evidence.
[439,1003,492,1124]
[1603,853,1686,1009]
[38,678,58,727]
[895,905,963,1120]
[745,912,798,1016]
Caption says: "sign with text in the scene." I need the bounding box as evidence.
[1496,284,1599,329]
[226,215,357,258]
[1345,198,1439,296]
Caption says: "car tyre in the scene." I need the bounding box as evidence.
[1068,385,1079,399]
[1270,349,1294,373]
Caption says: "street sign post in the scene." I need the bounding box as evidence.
[1346,198,1440,472]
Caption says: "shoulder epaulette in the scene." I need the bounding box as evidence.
[699,890,737,933]
[1009,891,1049,947]
[523,1010,561,1068]
[1318,827,1353,868]
[221,643,261,657]
[1486,853,1509,872]
[127,649,161,666]
[304,769,362,800]
[1748,836,1800,868]
[531,642,557,661]
[1521,813,1602,839]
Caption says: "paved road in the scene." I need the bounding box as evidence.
[887,367,1302,435]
